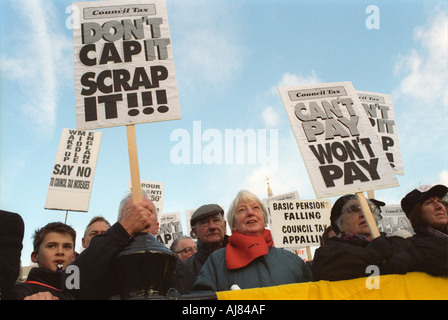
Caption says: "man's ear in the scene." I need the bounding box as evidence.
[31,251,39,263]
[191,227,197,237]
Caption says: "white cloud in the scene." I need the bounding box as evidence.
[258,71,322,131]
[440,170,448,186]
[235,128,315,202]
[169,1,245,86]
[394,10,448,107]
[261,106,280,128]
[1,0,72,133]
[178,29,244,84]
[391,7,448,162]
[270,71,322,95]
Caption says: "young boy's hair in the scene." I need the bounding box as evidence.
[32,222,76,252]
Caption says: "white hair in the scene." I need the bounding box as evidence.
[117,190,152,221]
[226,190,268,231]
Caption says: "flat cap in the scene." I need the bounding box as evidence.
[190,204,224,227]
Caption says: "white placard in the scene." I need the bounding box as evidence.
[156,212,182,247]
[263,191,300,227]
[379,205,414,235]
[73,0,181,129]
[278,81,399,198]
[269,199,331,249]
[128,180,164,212]
[357,90,404,175]
[45,128,102,212]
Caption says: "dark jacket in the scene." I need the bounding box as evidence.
[65,222,193,299]
[0,210,24,300]
[412,224,448,238]
[13,267,74,300]
[184,235,229,281]
[312,234,448,281]
[191,246,312,292]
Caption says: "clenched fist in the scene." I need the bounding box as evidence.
[118,197,159,236]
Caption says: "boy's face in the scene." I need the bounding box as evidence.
[31,232,75,272]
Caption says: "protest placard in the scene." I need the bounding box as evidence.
[278,81,399,199]
[379,205,414,236]
[73,0,181,130]
[357,90,404,175]
[45,128,102,212]
[156,212,183,247]
[185,209,197,239]
[269,199,331,249]
[128,180,164,212]
[263,191,300,227]
[291,248,309,262]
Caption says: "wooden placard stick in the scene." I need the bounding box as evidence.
[306,246,312,261]
[356,192,380,238]
[126,125,142,203]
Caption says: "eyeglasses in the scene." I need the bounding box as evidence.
[342,202,380,216]
[175,246,197,255]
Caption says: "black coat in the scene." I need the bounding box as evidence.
[0,210,24,300]
[13,267,74,300]
[311,234,448,281]
[65,222,193,299]
[184,235,229,281]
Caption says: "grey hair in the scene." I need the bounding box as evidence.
[334,197,382,236]
[117,189,152,221]
[169,235,194,253]
[226,190,268,231]
[83,216,111,237]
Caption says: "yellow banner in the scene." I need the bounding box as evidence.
[216,272,448,300]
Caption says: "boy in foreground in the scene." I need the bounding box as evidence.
[13,222,76,300]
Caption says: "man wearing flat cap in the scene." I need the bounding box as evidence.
[184,204,229,281]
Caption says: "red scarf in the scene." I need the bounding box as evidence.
[225,229,274,269]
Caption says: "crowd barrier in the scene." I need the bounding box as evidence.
[216,272,448,300]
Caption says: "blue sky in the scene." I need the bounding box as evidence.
[1,0,447,264]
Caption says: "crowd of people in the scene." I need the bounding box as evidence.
[0,184,447,300]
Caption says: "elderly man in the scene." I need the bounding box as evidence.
[170,236,197,262]
[184,204,229,281]
[82,216,111,249]
[65,192,192,299]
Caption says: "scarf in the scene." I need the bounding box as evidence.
[342,233,372,242]
[225,229,274,269]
